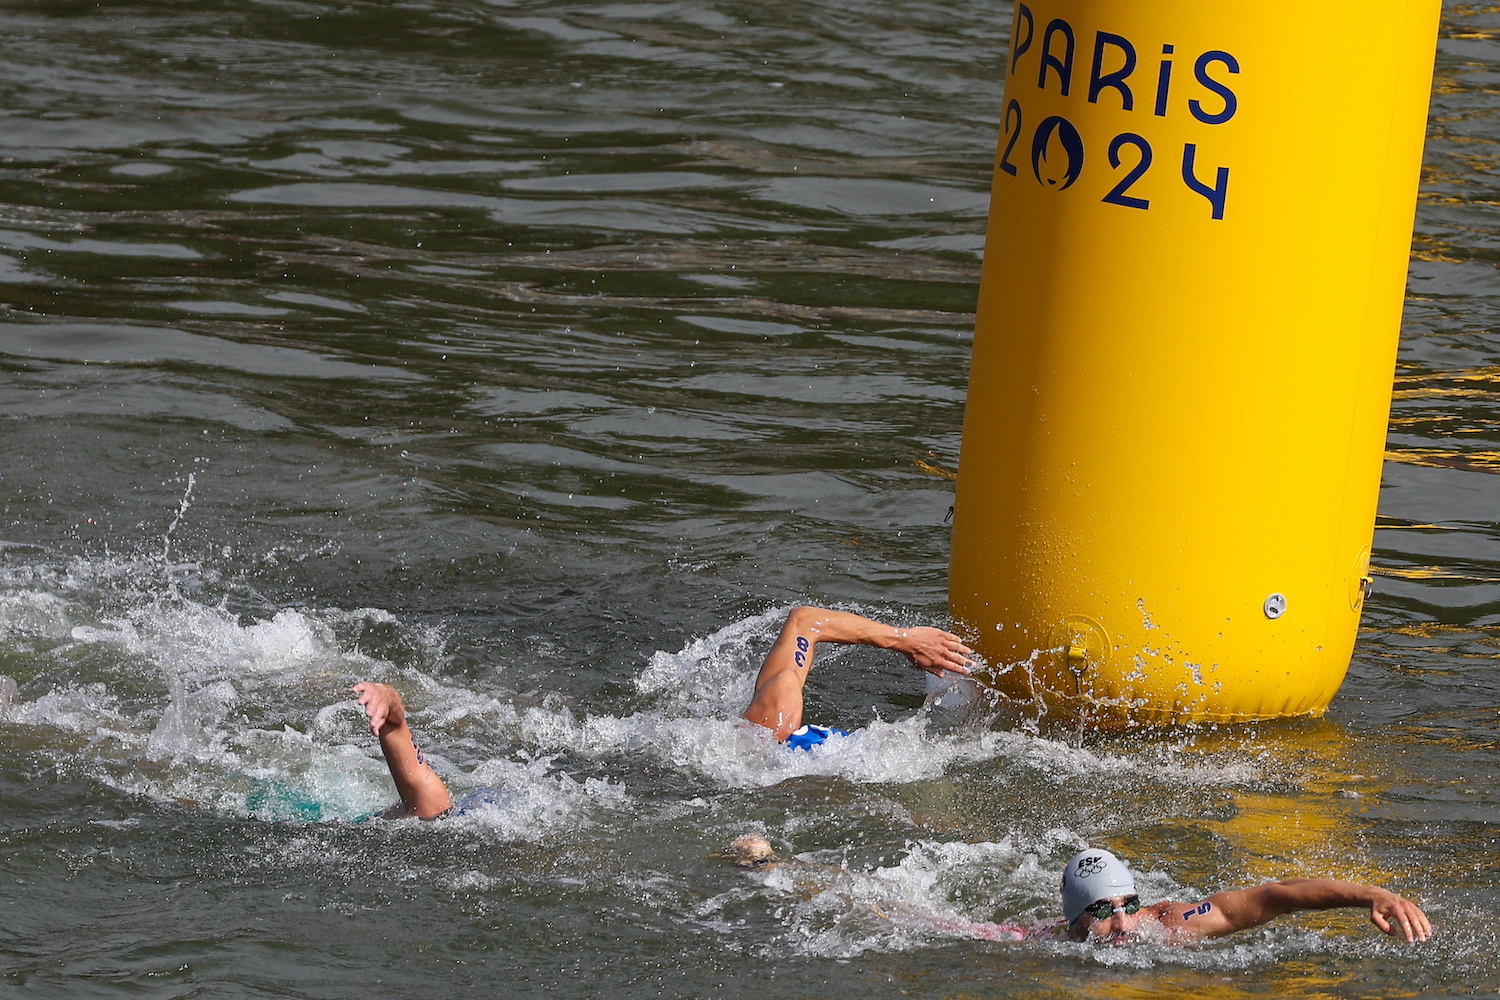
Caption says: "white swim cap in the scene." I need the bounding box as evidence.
[1060,848,1137,923]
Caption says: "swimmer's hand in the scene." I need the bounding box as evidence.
[353,682,406,737]
[1369,888,1433,943]
[889,627,973,678]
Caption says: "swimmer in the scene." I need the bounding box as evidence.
[727,842,1431,946]
[741,606,974,748]
[1055,847,1432,945]
[352,606,970,817]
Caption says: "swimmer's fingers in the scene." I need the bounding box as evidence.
[915,658,972,678]
[1371,895,1432,943]
[1397,899,1431,943]
[1413,906,1434,942]
[352,684,386,735]
[935,636,974,675]
[942,636,975,676]
[352,682,396,736]
[902,629,975,677]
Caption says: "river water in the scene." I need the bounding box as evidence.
[0,1,1495,997]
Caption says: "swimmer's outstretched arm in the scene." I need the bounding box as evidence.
[1161,878,1432,943]
[742,606,973,741]
[353,682,453,820]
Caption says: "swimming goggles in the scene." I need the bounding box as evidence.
[1081,896,1141,920]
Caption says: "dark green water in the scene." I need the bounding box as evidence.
[0,1,1496,997]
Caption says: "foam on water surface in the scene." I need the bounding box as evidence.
[0,551,1278,829]
[0,548,1465,980]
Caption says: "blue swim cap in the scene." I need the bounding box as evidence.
[784,724,847,751]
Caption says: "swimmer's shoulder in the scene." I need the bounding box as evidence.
[1149,898,1222,942]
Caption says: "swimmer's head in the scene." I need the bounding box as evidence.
[723,834,776,869]
[1060,848,1136,924]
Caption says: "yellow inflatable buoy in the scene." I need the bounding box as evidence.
[949,1,1440,726]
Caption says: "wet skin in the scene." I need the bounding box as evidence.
[1069,896,1155,945]
[1066,882,1434,946]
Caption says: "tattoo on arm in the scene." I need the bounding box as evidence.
[411,734,428,767]
[1181,902,1212,920]
[794,636,809,669]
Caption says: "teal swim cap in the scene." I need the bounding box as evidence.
[1061,848,1137,923]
